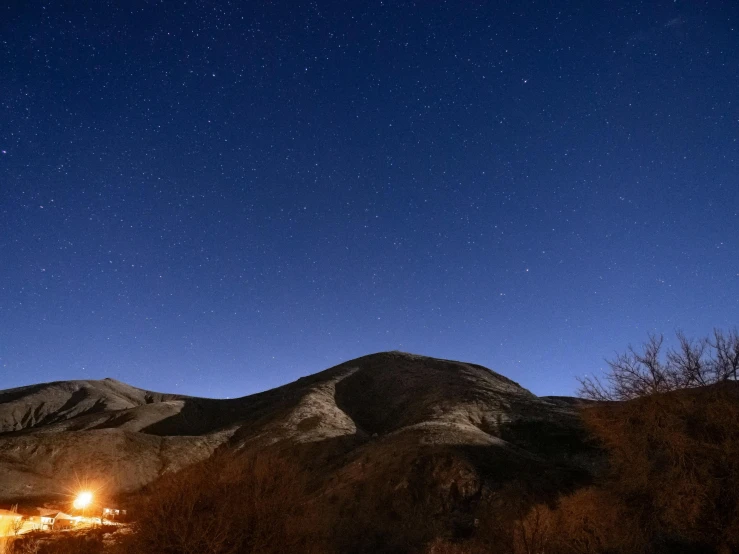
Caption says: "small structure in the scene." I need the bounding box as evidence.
[38,511,76,530]
[102,507,128,522]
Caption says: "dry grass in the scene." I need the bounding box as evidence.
[5,528,115,554]
[581,384,739,553]
[124,448,325,554]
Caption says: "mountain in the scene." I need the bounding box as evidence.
[0,352,595,507]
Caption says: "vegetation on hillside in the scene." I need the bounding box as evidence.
[5,330,738,553]
[485,328,739,554]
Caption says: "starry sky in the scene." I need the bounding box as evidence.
[1,1,738,399]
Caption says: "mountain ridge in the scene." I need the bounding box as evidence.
[0,351,593,504]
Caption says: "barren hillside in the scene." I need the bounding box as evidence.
[0,352,594,505]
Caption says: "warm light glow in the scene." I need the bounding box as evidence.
[73,491,93,510]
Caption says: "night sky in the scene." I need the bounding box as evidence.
[1,1,738,399]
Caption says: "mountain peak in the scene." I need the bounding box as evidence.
[0,352,586,503]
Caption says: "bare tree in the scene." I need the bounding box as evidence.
[710,328,739,381]
[11,516,24,537]
[668,331,709,387]
[578,334,672,401]
[579,328,739,401]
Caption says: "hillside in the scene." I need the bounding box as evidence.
[0,352,595,507]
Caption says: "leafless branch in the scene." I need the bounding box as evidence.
[579,329,738,400]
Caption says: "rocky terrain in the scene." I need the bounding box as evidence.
[0,352,595,507]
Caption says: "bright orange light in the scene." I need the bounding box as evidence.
[73,491,93,510]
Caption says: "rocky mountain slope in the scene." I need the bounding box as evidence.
[0,352,594,505]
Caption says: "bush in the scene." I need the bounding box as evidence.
[511,487,648,554]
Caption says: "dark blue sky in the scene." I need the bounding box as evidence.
[1,1,737,398]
